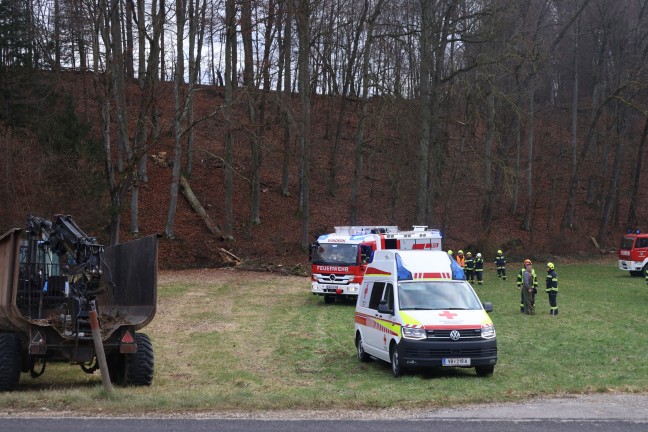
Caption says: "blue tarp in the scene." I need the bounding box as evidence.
[449,256,466,280]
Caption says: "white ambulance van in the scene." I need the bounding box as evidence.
[354,250,497,377]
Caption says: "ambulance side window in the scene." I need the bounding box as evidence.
[368,282,385,310]
[384,283,394,310]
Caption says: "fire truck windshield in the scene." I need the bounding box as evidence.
[620,237,635,249]
[312,243,359,265]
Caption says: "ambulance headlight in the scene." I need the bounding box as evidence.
[481,324,496,339]
[402,327,427,340]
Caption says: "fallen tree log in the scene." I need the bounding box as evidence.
[180,175,221,235]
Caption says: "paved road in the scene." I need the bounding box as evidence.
[1,394,647,432]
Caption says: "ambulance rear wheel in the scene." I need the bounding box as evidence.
[355,333,370,362]
[324,295,335,304]
[390,343,404,378]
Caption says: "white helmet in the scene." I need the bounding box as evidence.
[476,253,482,258]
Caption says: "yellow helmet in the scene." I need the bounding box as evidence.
[448,250,453,255]
[497,249,503,254]
[458,250,464,254]
[547,262,555,270]
[466,251,472,256]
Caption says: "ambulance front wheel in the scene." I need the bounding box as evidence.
[355,333,370,363]
[475,365,494,377]
[390,342,405,378]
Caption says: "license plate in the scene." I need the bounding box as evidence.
[442,357,470,366]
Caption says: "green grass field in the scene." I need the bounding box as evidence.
[1,260,647,414]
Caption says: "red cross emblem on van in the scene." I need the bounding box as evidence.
[439,311,458,319]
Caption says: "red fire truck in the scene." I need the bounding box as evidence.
[310,226,442,303]
[618,230,648,276]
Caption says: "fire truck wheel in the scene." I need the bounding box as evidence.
[324,295,335,304]
[0,333,22,392]
[355,333,370,363]
[126,333,154,386]
[390,342,404,378]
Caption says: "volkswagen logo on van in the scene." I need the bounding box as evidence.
[449,330,461,341]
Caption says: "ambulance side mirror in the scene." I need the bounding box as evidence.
[483,302,493,313]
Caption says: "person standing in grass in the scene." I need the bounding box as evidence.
[475,253,484,285]
[518,259,537,314]
[522,260,535,314]
[464,252,475,283]
[546,262,559,315]
[494,249,507,280]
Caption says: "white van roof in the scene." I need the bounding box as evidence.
[366,250,457,281]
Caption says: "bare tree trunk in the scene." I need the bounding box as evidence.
[280,0,293,197]
[164,0,186,238]
[511,108,521,214]
[294,0,311,249]
[482,90,495,228]
[109,0,132,244]
[597,108,625,248]
[561,95,613,233]
[241,0,260,228]
[223,0,236,239]
[350,0,385,224]
[415,0,432,224]
[626,117,648,228]
[329,0,369,197]
[522,83,534,231]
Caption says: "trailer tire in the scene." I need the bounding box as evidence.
[0,333,22,392]
[107,350,127,385]
[126,333,154,386]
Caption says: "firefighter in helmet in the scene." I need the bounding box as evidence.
[517,259,538,313]
[456,250,465,268]
[464,252,475,283]
[494,249,507,280]
[475,253,484,285]
[546,262,559,315]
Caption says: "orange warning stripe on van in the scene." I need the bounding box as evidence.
[364,267,392,277]
[355,312,399,336]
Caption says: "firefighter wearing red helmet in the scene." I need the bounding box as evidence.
[517,259,537,314]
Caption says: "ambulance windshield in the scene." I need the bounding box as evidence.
[398,281,482,310]
[311,243,359,265]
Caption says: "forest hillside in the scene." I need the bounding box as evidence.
[2,1,648,271]
[0,70,640,271]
